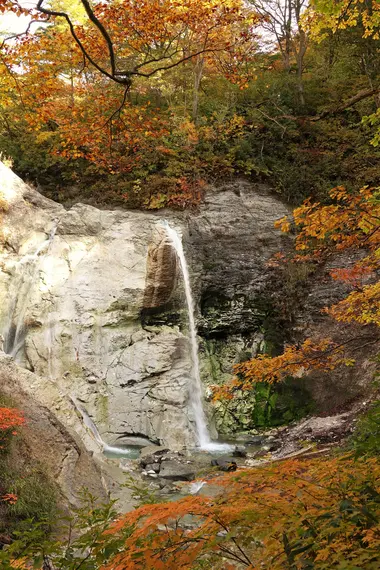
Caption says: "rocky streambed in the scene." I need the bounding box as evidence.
[99,407,362,507]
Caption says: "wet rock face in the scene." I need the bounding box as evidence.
[0,354,107,510]
[191,184,379,425]
[141,225,182,328]
[187,181,292,337]
[0,162,375,451]
[0,163,196,449]
[0,163,291,450]
[142,225,178,310]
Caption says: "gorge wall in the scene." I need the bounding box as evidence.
[0,353,107,510]
[0,162,376,454]
[0,163,291,449]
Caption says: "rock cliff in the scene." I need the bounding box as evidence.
[0,163,290,448]
[1,162,375,452]
[0,353,107,510]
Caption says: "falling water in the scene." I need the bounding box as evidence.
[164,222,232,452]
[45,312,57,380]
[3,224,58,362]
[70,396,139,458]
[163,222,212,448]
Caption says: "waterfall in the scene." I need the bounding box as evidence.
[163,222,212,448]
[3,224,57,362]
[163,222,232,452]
[70,396,139,458]
[45,312,56,380]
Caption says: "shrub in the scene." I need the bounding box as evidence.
[350,399,380,458]
[0,407,25,453]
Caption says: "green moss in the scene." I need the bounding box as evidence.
[251,377,315,428]
[201,332,315,433]
[97,393,109,425]
[202,340,223,384]
[212,390,257,434]
[0,445,57,535]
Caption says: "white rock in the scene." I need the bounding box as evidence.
[0,163,291,454]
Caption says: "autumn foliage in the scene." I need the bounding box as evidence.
[100,457,380,569]
[0,0,260,181]
[0,407,24,520]
[278,186,380,325]
[0,4,380,569]
[308,0,380,41]
[0,453,377,569]
[0,407,25,449]
[212,185,380,400]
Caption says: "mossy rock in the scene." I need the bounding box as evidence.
[0,437,57,535]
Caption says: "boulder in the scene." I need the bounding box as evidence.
[247,435,267,445]
[140,445,170,467]
[0,353,107,510]
[159,460,195,481]
[145,463,161,473]
[232,446,247,458]
[286,413,353,443]
[210,457,237,472]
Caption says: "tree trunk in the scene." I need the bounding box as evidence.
[294,1,307,107]
[192,55,204,123]
[296,34,306,107]
[284,0,292,70]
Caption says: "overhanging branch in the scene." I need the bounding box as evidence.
[36,0,131,86]
[311,88,380,121]
[31,0,227,88]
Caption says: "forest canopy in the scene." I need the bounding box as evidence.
[0,0,379,208]
[0,2,380,569]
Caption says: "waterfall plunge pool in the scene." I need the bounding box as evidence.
[103,445,142,460]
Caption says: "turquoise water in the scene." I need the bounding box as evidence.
[103,445,141,459]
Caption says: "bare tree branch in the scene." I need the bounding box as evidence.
[36,0,130,85]
[27,0,234,87]
[0,18,49,49]
[80,0,116,76]
[311,87,380,121]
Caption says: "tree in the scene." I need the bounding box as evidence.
[250,0,309,105]
[213,185,380,400]
[306,0,380,132]
[307,0,380,41]
[3,0,260,87]
[0,0,261,176]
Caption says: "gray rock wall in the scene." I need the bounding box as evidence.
[0,162,291,448]
[1,162,376,448]
[0,354,107,510]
